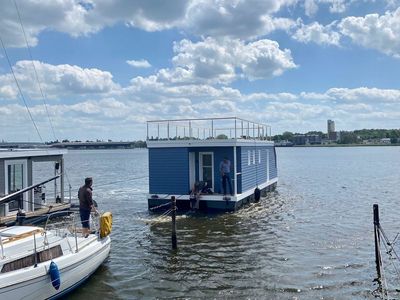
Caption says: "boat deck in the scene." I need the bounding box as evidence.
[0,203,71,226]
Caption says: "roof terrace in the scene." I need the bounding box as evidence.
[146,117,271,141]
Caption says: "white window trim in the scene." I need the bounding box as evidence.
[258,149,261,164]
[247,150,251,166]
[199,152,214,192]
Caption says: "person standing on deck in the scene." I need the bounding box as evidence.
[220,157,233,196]
[78,177,94,237]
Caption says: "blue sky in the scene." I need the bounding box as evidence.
[0,0,400,141]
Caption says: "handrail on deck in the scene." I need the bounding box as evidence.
[146,117,272,141]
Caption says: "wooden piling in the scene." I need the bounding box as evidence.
[171,196,177,250]
[373,204,382,284]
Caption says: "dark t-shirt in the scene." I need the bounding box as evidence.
[78,185,93,210]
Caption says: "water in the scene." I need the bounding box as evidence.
[61,147,400,299]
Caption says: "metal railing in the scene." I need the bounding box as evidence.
[147,117,272,141]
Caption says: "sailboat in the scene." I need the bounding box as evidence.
[0,211,112,299]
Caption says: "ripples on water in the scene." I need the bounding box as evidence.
[60,147,400,299]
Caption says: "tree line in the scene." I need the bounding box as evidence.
[273,129,400,144]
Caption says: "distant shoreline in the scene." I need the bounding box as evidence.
[286,143,400,147]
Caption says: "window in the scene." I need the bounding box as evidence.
[247,150,251,166]
[8,164,23,192]
[199,152,214,190]
[252,150,255,165]
[258,150,261,164]
[1,245,63,273]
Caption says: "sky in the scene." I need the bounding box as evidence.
[0,0,400,142]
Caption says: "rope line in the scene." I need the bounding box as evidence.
[97,175,149,188]
[13,0,57,141]
[149,202,171,211]
[375,223,400,299]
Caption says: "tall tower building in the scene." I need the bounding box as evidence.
[327,120,337,141]
[327,120,335,134]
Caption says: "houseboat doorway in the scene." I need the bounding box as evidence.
[4,159,28,213]
[199,152,214,191]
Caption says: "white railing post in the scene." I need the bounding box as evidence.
[235,118,237,139]
[167,122,170,140]
[0,235,4,259]
[73,214,79,252]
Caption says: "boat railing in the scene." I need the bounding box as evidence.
[43,210,100,253]
[0,175,72,219]
[147,117,272,141]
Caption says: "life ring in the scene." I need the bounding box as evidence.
[254,188,261,202]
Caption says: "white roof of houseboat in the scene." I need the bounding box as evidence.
[0,149,67,159]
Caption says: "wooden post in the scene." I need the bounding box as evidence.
[373,204,382,284]
[171,196,177,250]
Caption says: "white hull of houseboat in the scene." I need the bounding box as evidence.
[0,235,110,300]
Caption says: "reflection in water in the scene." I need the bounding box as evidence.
[62,147,400,299]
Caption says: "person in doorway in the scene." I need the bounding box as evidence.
[78,177,95,237]
[189,182,200,210]
[219,157,233,196]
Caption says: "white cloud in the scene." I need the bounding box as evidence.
[126,59,151,68]
[325,0,347,13]
[1,57,400,140]
[86,0,189,31]
[326,87,400,102]
[185,0,297,39]
[0,0,299,49]
[305,0,319,17]
[303,0,349,16]
[0,0,95,48]
[2,83,400,140]
[0,60,120,100]
[155,37,297,85]
[339,8,400,58]
[300,92,334,101]
[293,21,341,46]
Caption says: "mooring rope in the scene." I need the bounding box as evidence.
[149,202,171,211]
[374,223,400,299]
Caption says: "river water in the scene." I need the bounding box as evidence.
[61,146,400,299]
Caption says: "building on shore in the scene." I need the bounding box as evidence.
[327,120,340,142]
[293,134,322,145]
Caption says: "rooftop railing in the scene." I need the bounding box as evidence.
[146,117,271,141]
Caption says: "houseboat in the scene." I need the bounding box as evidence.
[0,149,71,225]
[147,117,278,212]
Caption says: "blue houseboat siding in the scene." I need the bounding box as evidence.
[149,147,189,195]
[240,145,277,193]
[149,143,276,197]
